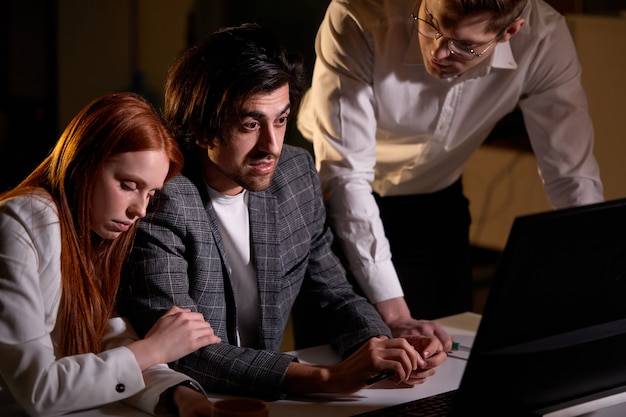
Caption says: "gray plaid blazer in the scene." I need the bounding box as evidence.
[118,145,390,399]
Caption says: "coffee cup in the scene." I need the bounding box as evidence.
[211,398,269,417]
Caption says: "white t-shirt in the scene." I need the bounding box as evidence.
[206,186,259,347]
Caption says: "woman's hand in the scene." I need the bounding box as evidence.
[128,306,220,370]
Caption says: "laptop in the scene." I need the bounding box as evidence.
[353,197,626,417]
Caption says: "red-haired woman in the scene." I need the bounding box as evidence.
[0,93,220,416]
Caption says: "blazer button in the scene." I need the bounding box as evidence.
[115,383,126,393]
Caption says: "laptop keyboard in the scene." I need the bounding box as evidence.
[350,390,457,417]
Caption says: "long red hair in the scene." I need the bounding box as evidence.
[0,93,183,355]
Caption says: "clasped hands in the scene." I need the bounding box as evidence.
[336,331,450,393]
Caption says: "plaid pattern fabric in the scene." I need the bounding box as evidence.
[118,145,390,399]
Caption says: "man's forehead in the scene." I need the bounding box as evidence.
[426,0,497,35]
[239,85,291,116]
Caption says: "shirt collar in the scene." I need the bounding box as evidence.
[491,41,517,70]
[404,22,423,66]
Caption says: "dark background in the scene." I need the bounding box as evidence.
[1,0,624,192]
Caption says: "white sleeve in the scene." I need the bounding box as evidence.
[104,318,206,416]
[0,197,145,416]
[520,15,603,208]
[298,1,403,302]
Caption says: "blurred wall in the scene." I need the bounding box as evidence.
[1,0,57,191]
[56,0,328,132]
[1,0,623,199]
[465,13,626,251]
[57,0,195,128]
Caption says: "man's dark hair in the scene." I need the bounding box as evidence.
[164,23,306,153]
[445,0,527,32]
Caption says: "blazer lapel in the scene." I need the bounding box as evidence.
[199,178,239,344]
[248,191,283,348]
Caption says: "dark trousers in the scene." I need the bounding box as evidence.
[374,177,473,320]
[292,178,473,348]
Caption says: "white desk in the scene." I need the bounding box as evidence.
[5,312,626,416]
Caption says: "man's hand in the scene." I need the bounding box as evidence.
[375,297,454,352]
[285,334,446,395]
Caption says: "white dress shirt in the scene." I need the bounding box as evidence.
[297,0,604,303]
[0,192,194,416]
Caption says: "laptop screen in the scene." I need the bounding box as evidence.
[451,198,626,416]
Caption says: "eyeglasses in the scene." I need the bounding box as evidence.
[410,3,503,61]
